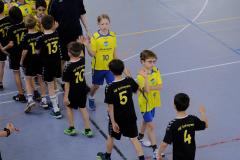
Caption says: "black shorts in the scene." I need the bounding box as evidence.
[0,52,7,61]
[23,61,42,77]
[8,53,21,70]
[67,92,87,109]
[43,60,61,82]
[108,120,138,140]
[0,151,2,160]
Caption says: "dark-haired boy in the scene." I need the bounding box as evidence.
[62,41,93,137]
[1,6,27,102]
[0,1,11,90]
[35,15,62,118]
[97,59,145,160]
[157,93,208,160]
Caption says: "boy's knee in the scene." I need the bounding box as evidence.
[147,122,155,131]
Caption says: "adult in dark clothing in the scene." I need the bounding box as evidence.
[48,0,90,66]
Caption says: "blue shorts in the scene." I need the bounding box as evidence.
[142,108,155,122]
[92,70,114,85]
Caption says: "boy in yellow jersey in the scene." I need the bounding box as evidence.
[80,14,117,111]
[11,0,32,17]
[2,0,11,16]
[137,50,162,159]
[34,0,46,31]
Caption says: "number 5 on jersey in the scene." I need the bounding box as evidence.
[119,90,128,105]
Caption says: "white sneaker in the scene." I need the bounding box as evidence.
[141,139,152,147]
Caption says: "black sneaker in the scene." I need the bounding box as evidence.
[33,90,41,102]
[51,110,62,119]
[13,94,27,103]
[0,82,3,90]
[96,152,111,160]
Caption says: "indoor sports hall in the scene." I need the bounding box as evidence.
[0,0,239,159]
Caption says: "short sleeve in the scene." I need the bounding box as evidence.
[193,115,206,131]
[90,36,97,52]
[163,122,173,144]
[104,85,113,104]
[137,74,145,90]
[35,36,42,50]
[6,27,13,43]
[22,35,28,50]
[156,68,162,85]
[129,77,139,93]
[79,0,86,15]
[62,64,70,82]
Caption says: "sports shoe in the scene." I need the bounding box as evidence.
[0,82,3,90]
[24,101,36,113]
[81,129,93,138]
[138,136,152,147]
[96,152,111,160]
[88,98,96,111]
[153,148,158,159]
[13,94,27,103]
[51,110,62,119]
[64,128,77,136]
[40,101,49,109]
[33,90,41,102]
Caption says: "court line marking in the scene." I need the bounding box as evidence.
[85,0,209,76]
[117,16,240,37]
[122,0,209,61]
[158,0,240,55]
[161,60,240,77]
[2,59,240,104]
[1,0,207,102]
[1,56,239,101]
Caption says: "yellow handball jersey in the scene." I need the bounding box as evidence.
[12,1,32,17]
[137,66,162,112]
[3,3,9,16]
[91,31,117,70]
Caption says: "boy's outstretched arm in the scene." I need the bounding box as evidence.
[199,105,208,128]
[77,36,95,57]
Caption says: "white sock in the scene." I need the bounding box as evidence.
[27,94,33,103]
[50,95,59,112]
[41,96,47,103]
[89,95,95,99]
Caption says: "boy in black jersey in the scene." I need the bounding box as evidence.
[35,15,62,119]
[96,59,145,160]
[20,15,48,113]
[62,41,93,137]
[0,1,11,90]
[157,93,208,160]
[1,6,27,102]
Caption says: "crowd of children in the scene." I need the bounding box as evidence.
[0,0,208,160]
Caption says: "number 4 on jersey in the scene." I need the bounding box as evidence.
[184,130,192,144]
